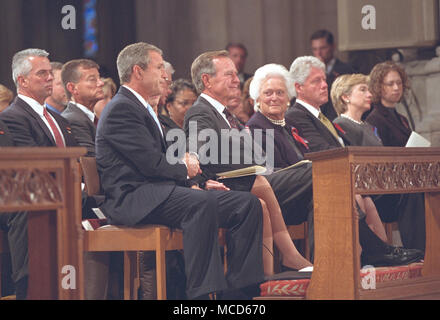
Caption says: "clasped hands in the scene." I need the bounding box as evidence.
[183,152,230,191]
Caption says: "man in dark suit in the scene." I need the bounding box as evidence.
[96,42,264,299]
[0,48,78,299]
[285,55,424,267]
[61,59,104,157]
[310,29,355,121]
[184,51,313,272]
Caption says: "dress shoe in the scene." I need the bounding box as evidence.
[361,246,424,267]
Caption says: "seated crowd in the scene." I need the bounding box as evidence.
[0,30,427,300]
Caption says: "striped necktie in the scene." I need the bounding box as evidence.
[319,112,339,140]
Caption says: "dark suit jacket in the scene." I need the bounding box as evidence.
[0,119,14,146]
[321,58,355,121]
[246,111,307,168]
[0,96,77,147]
[365,103,411,147]
[285,102,349,153]
[96,86,188,226]
[184,96,256,175]
[62,102,96,156]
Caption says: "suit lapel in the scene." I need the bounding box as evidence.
[16,97,57,146]
[295,103,342,146]
[119,87,167,151]
[198,96,231,130]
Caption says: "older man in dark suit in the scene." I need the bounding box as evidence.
[61,59,104,157]
[96,42,264,299]
[0,48,78,299]
[285,55,424,266]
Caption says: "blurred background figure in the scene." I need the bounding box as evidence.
[160,78,197,130]
[310,29,355,121]
[158,61,175,115]
[0,84,14,112]
[226,42,252,87]
[94,77,117,120]
[45,62,68,114]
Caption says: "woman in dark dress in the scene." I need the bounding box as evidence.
[246,65,389,255]
[331,73,426,251]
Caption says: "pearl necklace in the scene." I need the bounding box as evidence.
[265,115,286,127]
[341,114,363,125]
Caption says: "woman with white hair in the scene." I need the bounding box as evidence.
[247,64,391,254]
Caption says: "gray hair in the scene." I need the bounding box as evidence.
[164,61,175,76]
[249,64,295,112]
[289,56,325,93]
[117,42,163,84]
[12,48,49,87]
[191,50,229,94]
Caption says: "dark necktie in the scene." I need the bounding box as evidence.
[93,116,98,127]
[43,108,65,147]
[223,108,241,129]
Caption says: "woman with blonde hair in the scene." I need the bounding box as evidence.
[0,84,14,112]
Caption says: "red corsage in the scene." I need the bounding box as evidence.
[333,123,346,135]
[291,127,309,150]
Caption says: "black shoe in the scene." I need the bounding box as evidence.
[361,246,424,267]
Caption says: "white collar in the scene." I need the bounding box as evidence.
[123,85,152,110]
[18,94,45,116]
[70,101,95,123]
[201,93,226,114]
[296,99,320,118]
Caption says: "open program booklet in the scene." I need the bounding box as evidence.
[272,159,312,174]
[216,165,268,179]
[405,131,431,147]
[216,160,312,179]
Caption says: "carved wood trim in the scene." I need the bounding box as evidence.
[0,169,63,206]
[352,162,440,192]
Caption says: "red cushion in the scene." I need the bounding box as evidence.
[260,262,424,297]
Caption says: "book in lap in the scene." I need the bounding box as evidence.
[216,165,267,179]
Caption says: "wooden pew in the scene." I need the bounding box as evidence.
[305,146,440,299]
[0,147,86,299]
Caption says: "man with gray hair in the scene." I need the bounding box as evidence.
[286,56,424,267]
[0,48,78,299]
[95,42,264,299]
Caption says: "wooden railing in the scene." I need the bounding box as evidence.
[0,147,86,299]
[305,146,440,299]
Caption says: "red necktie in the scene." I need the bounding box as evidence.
[43,108,65,147]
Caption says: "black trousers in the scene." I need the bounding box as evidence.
[0,211,28,285]
[373,193,425,251]
[140,186,264,299]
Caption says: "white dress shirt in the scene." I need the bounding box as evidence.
[19,94,66,145]
[123,85,164,137]
[200,93,231,127]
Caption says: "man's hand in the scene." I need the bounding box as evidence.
[183,152,202,178]
[204,180,230,191]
